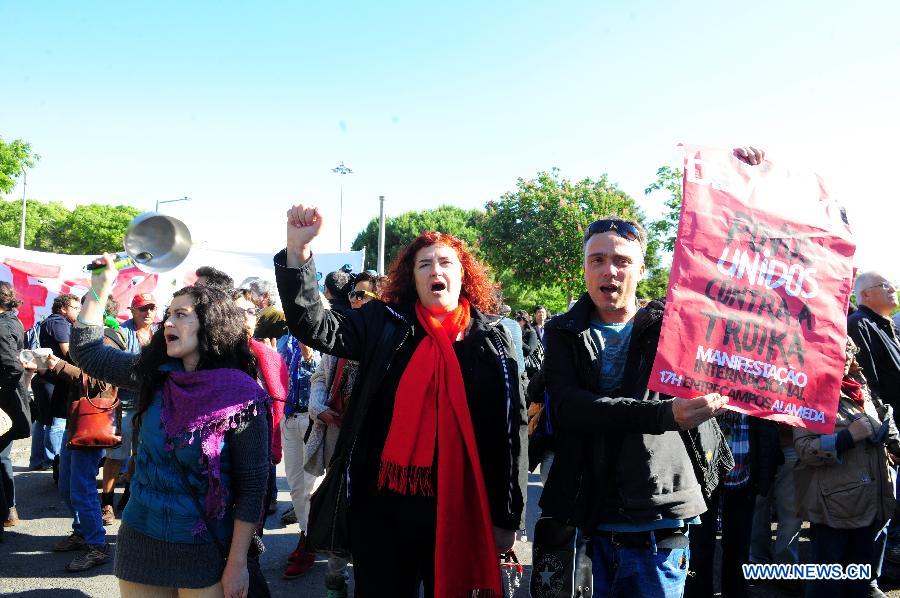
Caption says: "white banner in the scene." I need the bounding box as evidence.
[0,244,365,328]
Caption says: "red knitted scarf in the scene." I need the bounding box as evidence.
[377,298,500,598]
[841,375,865,407]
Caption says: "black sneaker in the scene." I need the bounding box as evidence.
[66,546,110,572]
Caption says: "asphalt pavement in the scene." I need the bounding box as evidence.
[0,438,536,597]
[6,436,900,598]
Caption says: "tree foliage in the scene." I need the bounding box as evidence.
[477,169,665,304]
[0,199,140,254]
[351,205,482,271]
[0,136,39,194]
[493,268,569,314]
[645,166,683,253]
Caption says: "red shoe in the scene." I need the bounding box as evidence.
[283,550,315,579]
[284,532,316,578]
[287,531,308,563]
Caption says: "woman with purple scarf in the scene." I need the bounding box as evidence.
[70,255,270,598]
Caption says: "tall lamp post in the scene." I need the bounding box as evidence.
[332,162,353,251]
[18,169,27,249]
[156,196,191,212]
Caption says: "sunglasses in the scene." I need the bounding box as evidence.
[349,290,379,301]
[584,219,644,245]
[134,305,156,312]
[238,307,259,316]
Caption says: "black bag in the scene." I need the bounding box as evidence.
[171,453,271,598]
[306,454,352,558]
[530,517,592,598]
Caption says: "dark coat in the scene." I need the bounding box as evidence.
[848,305,900,412]
[538,293,734,528]
[273,250,527,531]
[0,310,30,445]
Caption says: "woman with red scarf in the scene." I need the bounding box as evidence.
[794,337,900,597]
[274,204,526,598]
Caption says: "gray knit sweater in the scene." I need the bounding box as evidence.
[70,325,270,588]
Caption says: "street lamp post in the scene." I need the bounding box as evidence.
[156,196,191,212]
[18,169,27,249]
[332,162,353,251]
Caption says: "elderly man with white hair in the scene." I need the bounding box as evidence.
[848,270,900,570]
[240,277,288,343]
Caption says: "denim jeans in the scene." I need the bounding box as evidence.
[58,433,106,547]
[591,529,691,597]
[806,520,885,598]
[29,417,66,469]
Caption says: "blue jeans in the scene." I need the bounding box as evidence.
[592,530,691,597]
[29,418,66,469]
[58,433,106,547]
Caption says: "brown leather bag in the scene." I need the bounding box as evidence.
[67,374,122,449]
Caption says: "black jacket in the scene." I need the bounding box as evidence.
[273,250,527,530]
[848,305,900,412]
[539,294,734,528]
[0,310,30,445]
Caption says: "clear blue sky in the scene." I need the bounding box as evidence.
[2,1,898,279]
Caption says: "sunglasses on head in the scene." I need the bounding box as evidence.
[349,290,379,301]
[584,219,643,244]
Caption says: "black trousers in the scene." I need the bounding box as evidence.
[350,494,437,598]
[686,483,756,598]
[806,520,885,598]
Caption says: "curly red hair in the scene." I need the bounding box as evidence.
[381,231,498,313]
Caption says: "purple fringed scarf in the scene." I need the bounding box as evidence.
[161,368,269,533]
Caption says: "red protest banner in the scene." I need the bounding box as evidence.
[647,146,855,433]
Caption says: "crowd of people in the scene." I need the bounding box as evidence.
[0,147,899,597]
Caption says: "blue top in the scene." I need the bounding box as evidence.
[123,363,234,545]
[597,515,701,532]
[283,336,319,417]
[499,317,526,374]
[589,320,633,394]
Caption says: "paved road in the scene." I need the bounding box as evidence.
[0,438,536,597]
[5,436,900,597]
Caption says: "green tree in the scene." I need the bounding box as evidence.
[0,136,39,194]
[61,204,142,255]
[645,165,683,253]
[493,268,569,314]
[478,169,666,304]
[351,205,482,271]
[0,199,69,250]
[0,199,140,254]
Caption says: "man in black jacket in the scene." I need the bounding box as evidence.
[539,215,737,597]
[848,270,900,566]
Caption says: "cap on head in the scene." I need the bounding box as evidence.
[131,293,156,309]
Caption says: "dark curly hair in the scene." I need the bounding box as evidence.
[133,285,258,434]
[0,282,22,311]
[380,231,499,312]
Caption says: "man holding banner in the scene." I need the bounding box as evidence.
[537,146,766,597]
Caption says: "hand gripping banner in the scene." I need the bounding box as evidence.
[647,145,855,433]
